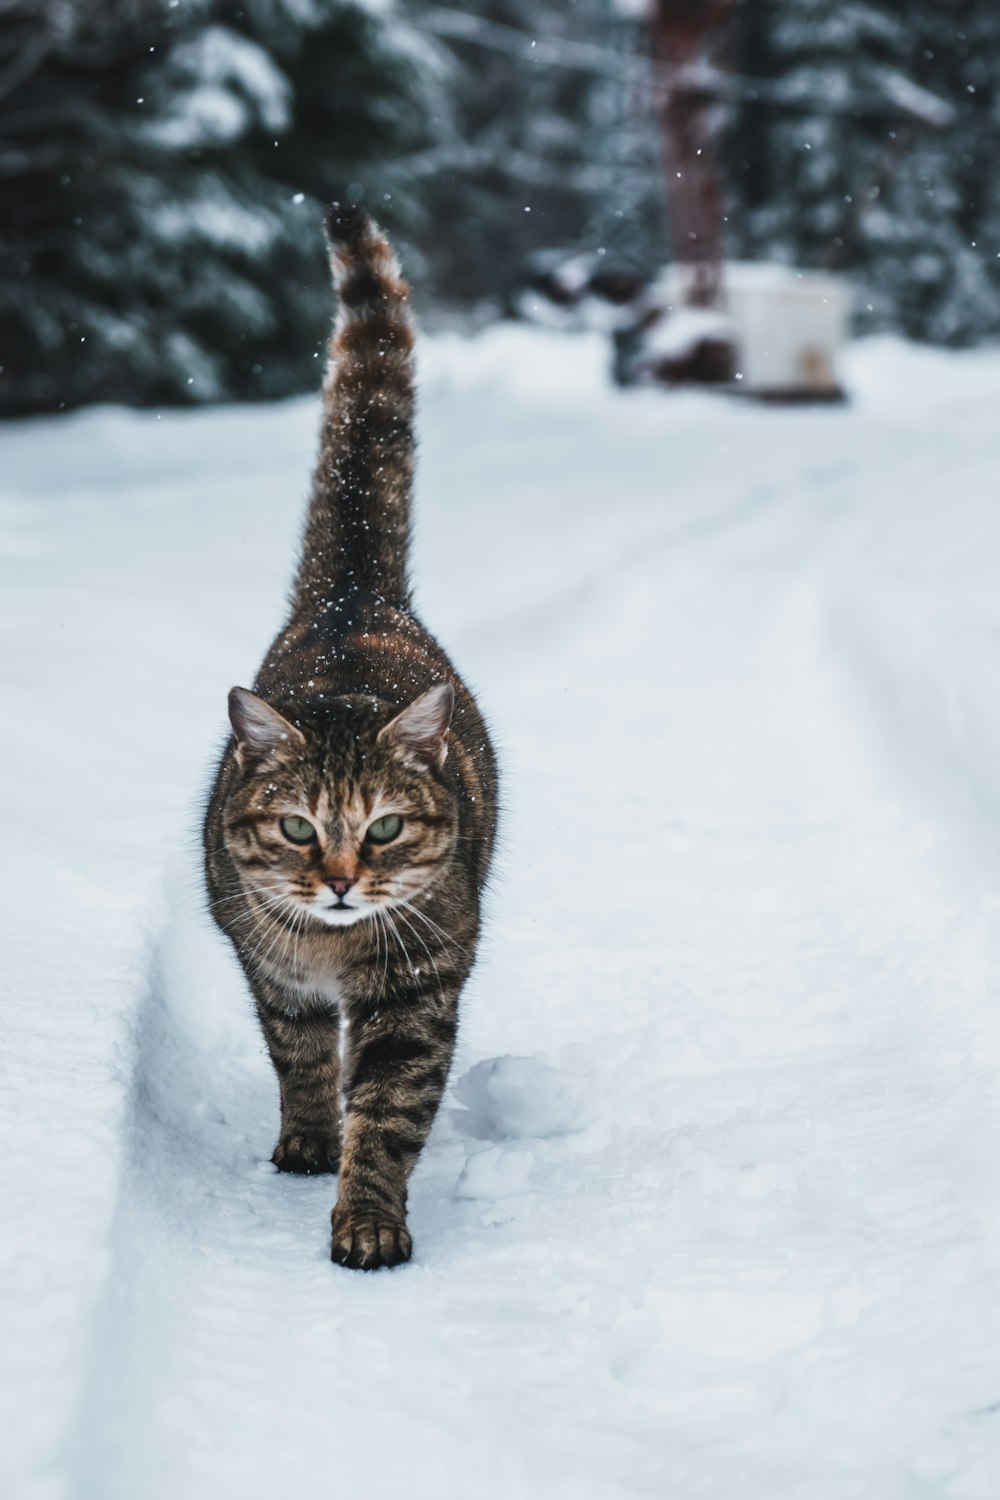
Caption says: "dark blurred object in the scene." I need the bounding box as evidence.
[510,249,645,327]
[0,0,437,415]
[510,247,735,385]
[612,303,736,388]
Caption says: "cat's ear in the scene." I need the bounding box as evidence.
[228,687,304,768]
[378,683,454,770]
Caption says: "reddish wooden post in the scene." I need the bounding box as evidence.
[649,0,732,307]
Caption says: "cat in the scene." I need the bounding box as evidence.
[203,203,498,1270]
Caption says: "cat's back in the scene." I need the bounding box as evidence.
[256,596,498,877]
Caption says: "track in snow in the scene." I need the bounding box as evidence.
[3,331,1000,1500]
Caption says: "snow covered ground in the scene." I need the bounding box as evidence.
[2,328,1000,1499]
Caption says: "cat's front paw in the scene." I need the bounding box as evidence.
[330,1206,412,1270]
[272,1131,340,1175]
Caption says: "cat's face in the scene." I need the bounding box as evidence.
[222,684,456,928]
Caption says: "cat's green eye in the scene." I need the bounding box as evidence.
[367,813,403,845]
[280,815,316,845]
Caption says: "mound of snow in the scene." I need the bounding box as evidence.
[451,1056,594,1141]
[455,1145,535,1201]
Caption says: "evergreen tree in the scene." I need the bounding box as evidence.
[406,0,650,308]
[0,0,440,414]
[724,0,1000,343]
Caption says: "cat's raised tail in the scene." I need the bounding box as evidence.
[294,203,416,609]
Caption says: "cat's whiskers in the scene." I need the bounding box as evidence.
[243,901,301,968]
[238,891,305,975]
[207,885,276,917]
[374,908,391,998]
[239,907,291,974]
[393,896,462,954]
[165,867,262,920]
[380,906,422,1001]
[289,895,312,982]
[371,908,381,994]
[380,909,391,994]
[391,906,446,1007]
[222,887,290,943]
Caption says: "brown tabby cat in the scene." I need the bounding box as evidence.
[203,203,497,1270]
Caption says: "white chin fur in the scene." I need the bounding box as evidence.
[308,902,373,928]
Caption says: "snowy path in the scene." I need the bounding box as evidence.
[2,332,1000,1499]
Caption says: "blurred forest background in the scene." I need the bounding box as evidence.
[2,0,999,415]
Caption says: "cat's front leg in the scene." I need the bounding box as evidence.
[253,982,343,1175]
[331,988,458,1269]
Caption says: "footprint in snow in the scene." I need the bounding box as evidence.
[450,1056,594,1203]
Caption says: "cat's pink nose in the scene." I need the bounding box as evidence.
[328,876,356,898]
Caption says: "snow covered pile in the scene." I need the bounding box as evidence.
[2,328,1000,1498]
[452,1055,595,1143]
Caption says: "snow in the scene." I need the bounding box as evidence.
[641,306,736,360]
[452,1056,594,1141]
[150,28,291,149]
[876,66,955,129]
[2,327,1000,1498]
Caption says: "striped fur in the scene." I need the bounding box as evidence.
[298,202,416,606]
[203,205,498,1270]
